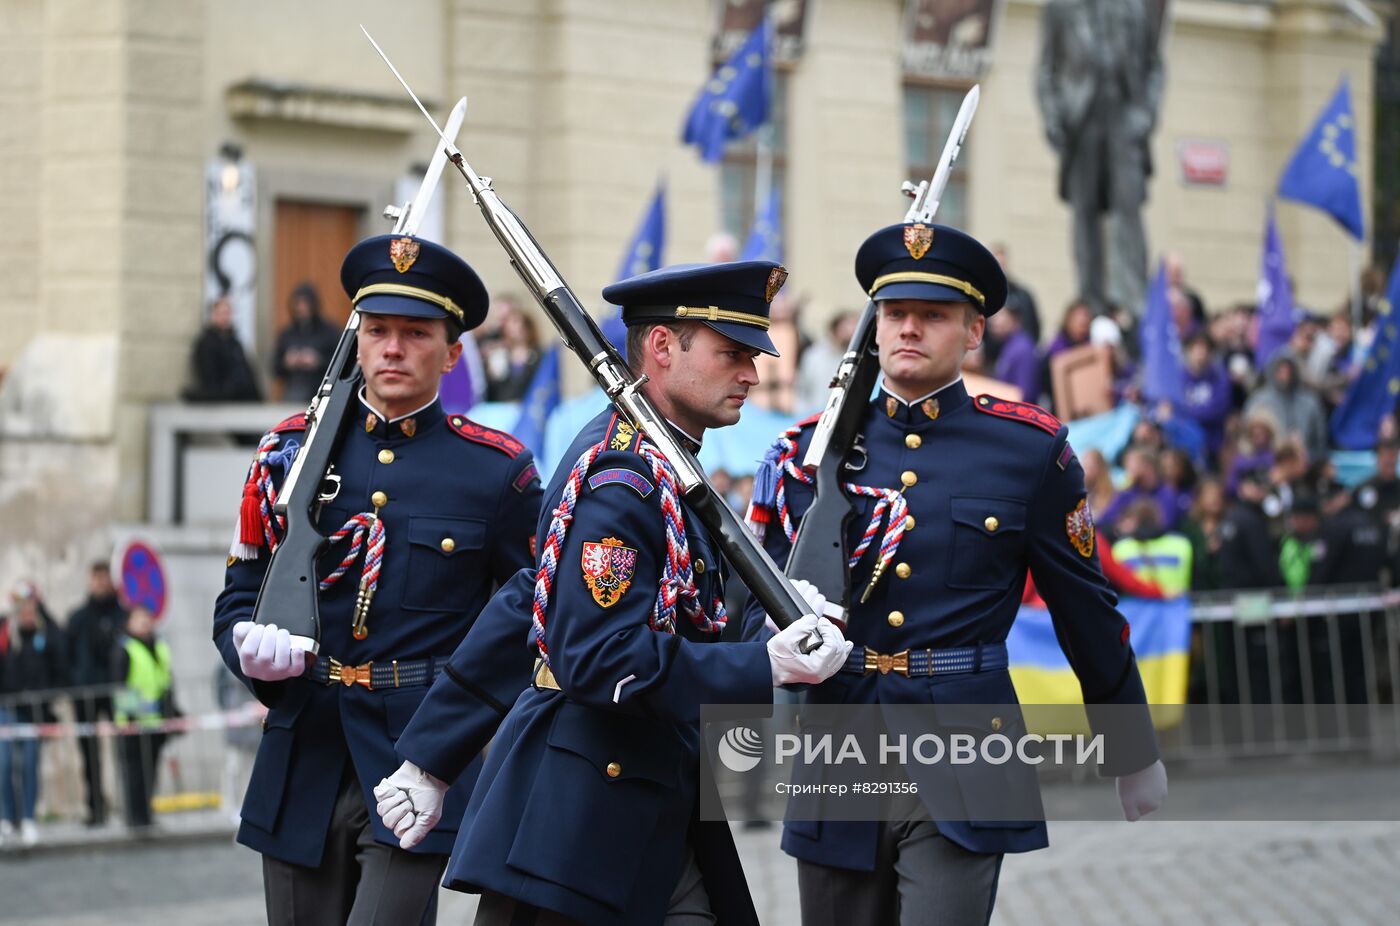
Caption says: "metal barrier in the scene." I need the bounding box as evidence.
[0,682,261,843]
[1169,583,1400,762]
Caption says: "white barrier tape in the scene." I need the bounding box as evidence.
[0,703,267,742]
[1189,588,1400,623]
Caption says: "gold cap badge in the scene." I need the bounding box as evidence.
[765,266,788,303]
[389,237,420,274]
[904,224,933,260]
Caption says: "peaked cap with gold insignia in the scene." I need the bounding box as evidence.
[855,222,1007,316]
[604,259,787,357]
[340,234,489,335]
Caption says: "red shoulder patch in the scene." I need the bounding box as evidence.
[446,414,526,458]
[270,412,307,434]
[796,411,822,429]
[973,395,1061,436]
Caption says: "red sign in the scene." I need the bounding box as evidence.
[117,539,168,621]
[1178,140,1229,186]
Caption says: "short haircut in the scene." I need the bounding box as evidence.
[624,322,697,368]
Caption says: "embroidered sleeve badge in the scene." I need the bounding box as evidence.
[581,536,638,608]
[1066,498,1095,558]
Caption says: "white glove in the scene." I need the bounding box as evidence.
[374,760,448,849]
[764,579,828,635]
[232,621,308,682]
[1116,759,1167,822]
[767,614,852,686]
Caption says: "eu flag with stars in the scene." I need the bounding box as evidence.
[1331,261,1400,449]
[512,344,561,460]
[604,181,666,361]
[739,187,782,262]
[1140,262,1184,406]
[1277,77,1364,241]
[681,18,772,163]
[1254,206,1297,368]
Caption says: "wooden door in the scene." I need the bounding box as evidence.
[273,200,363,328]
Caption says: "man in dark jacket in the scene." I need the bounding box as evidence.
[66,562,127,826]
[272,282,339,403]
[184,295,262,402]
[1215,471,1285,704]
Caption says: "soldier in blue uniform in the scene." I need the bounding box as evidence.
[211,234,542,925]
[746,223,1169,925]
[375,260,851,926]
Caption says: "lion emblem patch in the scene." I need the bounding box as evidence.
[581,537,638,608]
[1066,498,1095,558]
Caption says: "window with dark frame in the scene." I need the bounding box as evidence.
[719,72,789,245]
[903,82,971,230]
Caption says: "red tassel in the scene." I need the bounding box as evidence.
[746,503,772,526]
[240,478,265,547]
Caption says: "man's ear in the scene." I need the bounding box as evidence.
[966,313,986,351]
[442,336,464,374]
[648,325,674,369]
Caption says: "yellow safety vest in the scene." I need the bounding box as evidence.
[1110,534,1194,598]
[115,636,172,727]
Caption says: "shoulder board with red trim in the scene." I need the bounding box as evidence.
[794,411,822,431]
[973,395,1061,436]
[269,412,307,434]
[446,414,526,458]
[601,412,642,453]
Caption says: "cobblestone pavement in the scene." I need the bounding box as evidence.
[3,764,1398,925]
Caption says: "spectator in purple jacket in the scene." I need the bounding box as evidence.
[1045,299,1092,360]
[989,298,1042,402]
[1099,446,1175,535]
[1227,411,1279,497]
[1179,332,1232,460]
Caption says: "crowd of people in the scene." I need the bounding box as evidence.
[0,564,178,846]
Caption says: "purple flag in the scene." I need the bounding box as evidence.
[1254,207,1296,369]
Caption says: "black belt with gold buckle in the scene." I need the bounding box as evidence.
[307,655,445,690]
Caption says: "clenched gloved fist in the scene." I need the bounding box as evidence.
[232,621,308,682]
[764,579,830,635]
[1116,759,1167,822]
[767,614,852,686]
[374,760,448,849]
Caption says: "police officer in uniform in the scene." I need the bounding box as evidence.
[375,260,850,926]
[749,223,1168,925]
[212,234,542,925]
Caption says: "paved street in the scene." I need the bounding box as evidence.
[3,762,1398,925]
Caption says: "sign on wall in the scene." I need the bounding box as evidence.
[901,0,1006,81]
[1177,139,1229,187]
[204,151,257,348]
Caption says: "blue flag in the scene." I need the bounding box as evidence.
[1277,77,1364,241]
[681,19,772,163]
[1331,261,1400,449]
[512,346,561,460]
[1254,207,1296,368]
[739,187,782,262]
[603,182,667,360]
[1139,262,1184,406]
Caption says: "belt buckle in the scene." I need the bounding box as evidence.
[864,649,910,677]
[328,658,374,689]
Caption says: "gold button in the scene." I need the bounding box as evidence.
[991,716,1003,732]
[895,563,911,579]
[440,537,456,553]
[606,762,622,779]
[901,470,918,488]
[694,559,705,575]
[905,433,922,450]
[378,449,395,464]
[371,491,388,508]
[904,515,915,531]
[887,611,905,628]
[984,516,999,533]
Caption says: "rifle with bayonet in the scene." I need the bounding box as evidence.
[250,98,470,655]
[362,30,822,647]
[783,85,981,624]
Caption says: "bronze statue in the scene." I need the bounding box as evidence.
[1036,0,1163,316]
